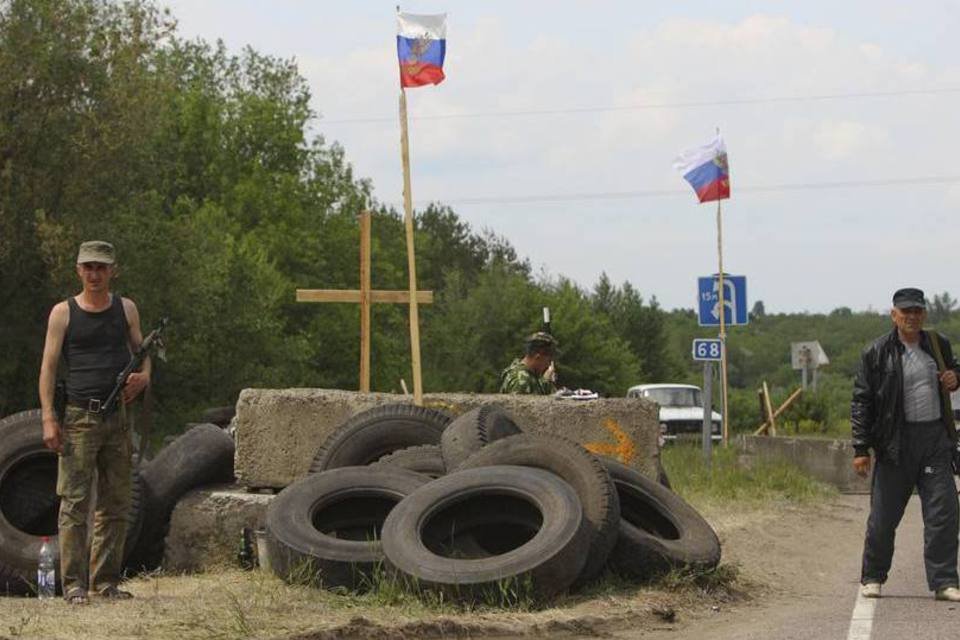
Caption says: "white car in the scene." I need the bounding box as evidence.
[626,383,722,443]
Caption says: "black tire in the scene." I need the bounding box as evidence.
[381,465,590,602]
[439,405,522,470]
[264,466,429,589]
[200,406,236,428]
[125,423,235,572]
[0,410,143,594]
[371,445,446,478]
[309,404,452,473]
[455,433,620,584]
[603,458,720,576]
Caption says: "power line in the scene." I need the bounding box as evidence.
[322,87,960,125]
[406,175,960,206]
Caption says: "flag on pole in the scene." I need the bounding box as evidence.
[673,134,730,203]
[397,13,447,88]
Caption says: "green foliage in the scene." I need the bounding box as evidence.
[662,443,836,505]
[0,0,667,436]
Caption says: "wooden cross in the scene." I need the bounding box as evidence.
[296,211,432,393]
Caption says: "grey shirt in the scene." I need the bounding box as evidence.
[902,341,941,422]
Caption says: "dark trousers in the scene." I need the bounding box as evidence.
[861,420,959,591]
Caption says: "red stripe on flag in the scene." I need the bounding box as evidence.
[696,179,730,203]
[399,63,445,88]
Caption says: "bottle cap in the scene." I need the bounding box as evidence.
[41,536,49,543]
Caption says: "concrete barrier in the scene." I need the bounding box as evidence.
[736,434,869,494]
[163,486,273,572]
[235,389,661,490]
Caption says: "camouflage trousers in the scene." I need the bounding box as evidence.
[57,404,133,594]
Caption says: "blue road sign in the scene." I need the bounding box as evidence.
[697,274,748,326]
[692,338,723,361]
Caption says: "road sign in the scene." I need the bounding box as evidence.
[692,338,724,361]
[790,341,829,370]
[697,274,748,326]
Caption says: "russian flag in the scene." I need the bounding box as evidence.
[397,13,446,88]
[673,135,731,203]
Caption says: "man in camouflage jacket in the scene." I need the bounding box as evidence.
[499,332,558,394]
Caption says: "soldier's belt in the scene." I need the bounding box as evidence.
[67,398,105,414]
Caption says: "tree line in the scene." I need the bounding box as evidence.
[1,0,955,439]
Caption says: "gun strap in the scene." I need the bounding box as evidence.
[925,330,956,440]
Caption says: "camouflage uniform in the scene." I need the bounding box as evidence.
[499,359,556,395]
[58,403,133,594]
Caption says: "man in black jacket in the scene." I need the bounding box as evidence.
[852,287,960,601]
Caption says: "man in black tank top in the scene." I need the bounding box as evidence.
[38,241,151,604]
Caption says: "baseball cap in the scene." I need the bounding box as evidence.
[892,287,926,310]
[525,331,558,353]
[76,241,116,265]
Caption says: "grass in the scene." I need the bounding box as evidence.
[662,441,837,507]
[0,564,688,640]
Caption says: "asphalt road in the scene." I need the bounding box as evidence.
[620,493,960,640]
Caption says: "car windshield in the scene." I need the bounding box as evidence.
[644,388,702,408]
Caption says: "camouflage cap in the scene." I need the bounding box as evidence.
[524,331,558,353]
[76,240,116,265]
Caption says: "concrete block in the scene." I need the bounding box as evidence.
[163,485,274,572]
[235,389,661,490]
[737,434,870,494]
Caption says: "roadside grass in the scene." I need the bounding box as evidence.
[0,564,692,640]
[662,441,837,508]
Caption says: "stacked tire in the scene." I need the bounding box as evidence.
[0,410,236,594]
[264,403,721,603]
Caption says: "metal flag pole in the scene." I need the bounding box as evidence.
[398,87,424,406]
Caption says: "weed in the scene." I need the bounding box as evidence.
[9,613,36,637]
[283,556,322,588]
[490,573,536,610]
[225,589,254,638]
[654,563,741,596]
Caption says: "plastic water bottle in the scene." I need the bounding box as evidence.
[37,537,55,600]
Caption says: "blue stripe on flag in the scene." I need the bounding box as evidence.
[683,160,725,192]
[397,36,446,67]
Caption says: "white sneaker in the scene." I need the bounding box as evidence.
[935,586,960,602]
[861,582,881,598]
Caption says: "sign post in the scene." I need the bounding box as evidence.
[791,341,829,391]
[697,275,748,445]
[692,338,722,466]
[702,362,713,466]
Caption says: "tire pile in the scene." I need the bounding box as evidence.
[263,403,721,602]
[0,409,235,595]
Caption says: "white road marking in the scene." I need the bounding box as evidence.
[847,590,876,640]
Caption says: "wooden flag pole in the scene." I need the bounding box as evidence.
[359,211,372,392]
[398,89,424,405]
[717,197,730,445]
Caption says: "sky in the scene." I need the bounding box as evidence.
[161,0,960,314]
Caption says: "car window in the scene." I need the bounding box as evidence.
[643,388,702,407]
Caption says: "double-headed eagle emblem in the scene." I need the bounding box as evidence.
[402,32,432,75]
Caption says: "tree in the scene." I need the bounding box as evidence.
[930,292,957,325]
[589,276,675,383]
[750,300,766,320]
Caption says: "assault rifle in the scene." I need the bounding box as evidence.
[101,317,168,417]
